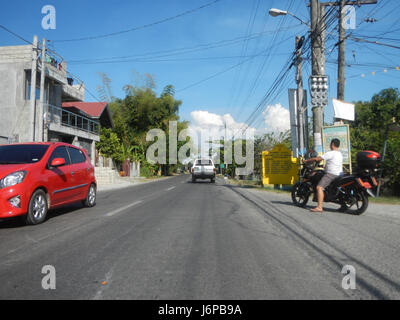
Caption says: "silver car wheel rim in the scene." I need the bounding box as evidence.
[33,194,46,219]
[88,186,96,205]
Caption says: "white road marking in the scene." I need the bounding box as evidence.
[166,186,176,191]
[106,200,143,217]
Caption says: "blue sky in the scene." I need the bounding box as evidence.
[1,0,400,132]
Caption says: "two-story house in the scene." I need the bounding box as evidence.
[0,36,113,163]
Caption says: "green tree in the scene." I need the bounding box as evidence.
[350,88,400,196]
[96,128,122,161]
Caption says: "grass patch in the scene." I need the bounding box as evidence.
[369,196,400,205]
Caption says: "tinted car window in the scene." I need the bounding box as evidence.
[68,147,86,164]
[48,146,71,166]
[196,160,212,166]
[0,145,49,164]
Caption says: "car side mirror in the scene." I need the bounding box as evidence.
[51,158,66,167]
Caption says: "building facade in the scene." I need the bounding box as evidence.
[0,36,112,163]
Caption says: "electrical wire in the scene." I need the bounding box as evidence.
[51,0,225,43]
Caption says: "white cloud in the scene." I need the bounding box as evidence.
[191,110,224,128]
[262,103,290,134]
[187,110,256,159]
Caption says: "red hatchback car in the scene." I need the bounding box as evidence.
[0,142,97,225]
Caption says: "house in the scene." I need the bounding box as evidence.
[0,36,113,163]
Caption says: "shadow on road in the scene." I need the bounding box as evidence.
[0,202,84,229]
[270,200,344,214]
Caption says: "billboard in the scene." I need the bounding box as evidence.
[322,124,351,165]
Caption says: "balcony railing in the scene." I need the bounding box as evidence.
[45,104,100,135]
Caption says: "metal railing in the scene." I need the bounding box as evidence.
[45,104,100,135]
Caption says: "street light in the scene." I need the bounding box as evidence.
[268,8,288,17]
[268,8,310,27]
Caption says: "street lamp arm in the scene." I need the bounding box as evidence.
[268,8,310,27]
[286,11,311,27]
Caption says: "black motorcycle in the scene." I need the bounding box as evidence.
[291,151,381,215]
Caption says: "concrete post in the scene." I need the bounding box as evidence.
[29,35,38,142]
[38,38,46,142]
[310,0,325,154]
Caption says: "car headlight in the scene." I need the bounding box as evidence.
[0,171,27,189]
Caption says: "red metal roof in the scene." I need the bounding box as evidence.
[62,102,108,118]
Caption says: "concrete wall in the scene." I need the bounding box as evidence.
[0,61,32,142]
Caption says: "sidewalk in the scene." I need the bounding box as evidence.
[96,176,173,192]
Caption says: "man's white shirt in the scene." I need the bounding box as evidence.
[321,150,343,175]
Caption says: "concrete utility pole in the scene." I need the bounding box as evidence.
[29,35,38,142]
[310,0,326,154]
[295,36,305,156]
[38,38,46,142]
[336,0,377,102]
[337,0,346,102]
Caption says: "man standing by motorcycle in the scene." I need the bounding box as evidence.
[303,138,343,213]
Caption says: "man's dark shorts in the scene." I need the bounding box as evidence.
[318,173,338,189]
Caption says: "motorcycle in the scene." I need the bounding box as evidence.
[291,151,381,215]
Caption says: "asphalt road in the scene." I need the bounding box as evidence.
[0,174,399,299]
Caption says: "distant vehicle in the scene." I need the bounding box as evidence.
[191,158,216,183]
[0,142,97,225]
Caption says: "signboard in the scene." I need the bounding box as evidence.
[220,164,225,169]
[322,124,351,165]
[262,144,299,185]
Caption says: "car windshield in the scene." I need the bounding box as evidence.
[0,145,50,164]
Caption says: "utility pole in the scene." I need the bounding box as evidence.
[310,0,325,154]
[337,0,346,102]
[29,35,38,142]
[38,38,46,142]
[296,35,305,156]
[335,0,377,110]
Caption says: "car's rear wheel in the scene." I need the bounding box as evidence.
[26,189,48,225]
[83,183,96,207]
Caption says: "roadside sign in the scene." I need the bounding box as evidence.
[220,164,225,169]
[262,144,299,185]
[322,124,351,165]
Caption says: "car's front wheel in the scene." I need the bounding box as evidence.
[83,183,96,207]
[26,189,48,225]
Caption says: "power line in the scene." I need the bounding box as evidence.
[0,24,32,45]
[51,0,225,43]
[66,26,301,64]
[348,36,400,50]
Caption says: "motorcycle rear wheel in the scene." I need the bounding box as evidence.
[292,182,310,207]
[340,189,369,215]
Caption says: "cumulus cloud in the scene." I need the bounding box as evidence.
[187,110,256,159]
[262,103,290,134]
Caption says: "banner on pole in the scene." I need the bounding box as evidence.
[332,98,355,121]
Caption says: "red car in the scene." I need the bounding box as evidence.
[0,142,97,225]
